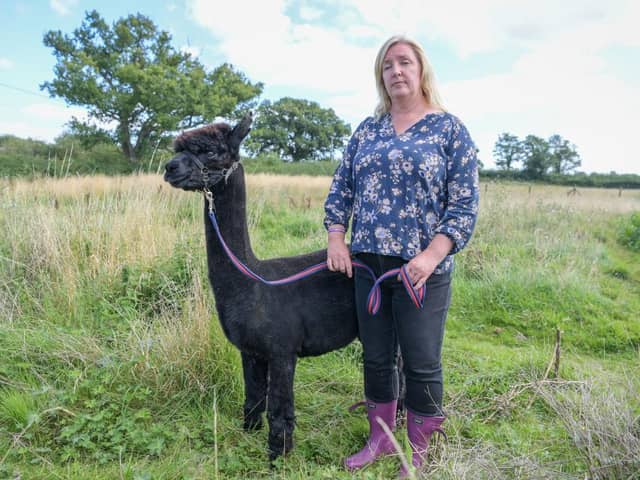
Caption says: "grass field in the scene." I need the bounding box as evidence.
[0,172,639,479]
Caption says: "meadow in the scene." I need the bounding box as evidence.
[0,171,639,479]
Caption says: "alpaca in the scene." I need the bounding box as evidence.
[163,114,360,460]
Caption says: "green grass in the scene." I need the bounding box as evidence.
[0,174,639,479]
[242,153,340,177]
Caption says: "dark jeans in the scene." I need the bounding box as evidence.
[354,253,452,416]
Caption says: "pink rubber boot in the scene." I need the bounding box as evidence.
[398,411,445,478]
[344,399,397,471]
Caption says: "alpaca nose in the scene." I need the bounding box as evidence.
[165,159,179,173]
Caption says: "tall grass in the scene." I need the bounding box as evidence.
[0,173,639,478]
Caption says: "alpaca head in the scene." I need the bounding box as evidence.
[164,113,252,191]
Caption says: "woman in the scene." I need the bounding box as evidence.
[324,35,479,477]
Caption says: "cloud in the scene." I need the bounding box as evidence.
[298,5,323,21]
[438,1,640,173]
[0,58,14,70]
[0,103,88,142]
[23,103,86,121]
[188,0,377,94]
[49,0,79,16]
[180,45,201,58]
[187,0,639,173]
[0,121,63,142]
[348,0,633,57]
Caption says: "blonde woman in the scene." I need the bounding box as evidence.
[324,35,479,477]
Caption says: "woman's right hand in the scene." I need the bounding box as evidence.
[327,231,353,278]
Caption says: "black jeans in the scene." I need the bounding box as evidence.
[354,253,452,416]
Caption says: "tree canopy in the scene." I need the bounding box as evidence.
[493,132,581,179]
[493,133,524,171]
[41,10,262,163]
[244,97,351,162]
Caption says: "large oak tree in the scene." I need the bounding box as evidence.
[244,97,351,162]
[42,10,262,163]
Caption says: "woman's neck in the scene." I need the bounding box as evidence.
[389,98,441,134]
[390,97,438,118]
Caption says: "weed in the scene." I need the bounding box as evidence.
[617,212,640,252]
[0,174,639,478]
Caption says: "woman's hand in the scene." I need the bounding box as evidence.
[327,228,352,278]
[404,234,454,288]
[404,254,438,289]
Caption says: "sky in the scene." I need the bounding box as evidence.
[1,0,639,174]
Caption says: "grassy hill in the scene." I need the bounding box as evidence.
[0,173,638,479]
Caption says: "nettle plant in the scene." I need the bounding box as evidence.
[55,364,175,463]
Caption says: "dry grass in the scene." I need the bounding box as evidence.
[481,181,640,214]
[1,174,193,282]
[536,372,640,480]
[1,172,639,479]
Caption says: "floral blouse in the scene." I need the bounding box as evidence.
[324,111,480,274]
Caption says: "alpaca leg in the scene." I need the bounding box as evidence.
[241,352,268,431]
[266,355,297,461]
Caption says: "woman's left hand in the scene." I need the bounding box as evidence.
[403,234,454,288]
[404,254,438,289]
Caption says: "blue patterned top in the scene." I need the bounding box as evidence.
[324,111,480,274]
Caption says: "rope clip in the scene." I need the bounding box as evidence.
[203,188,215,213]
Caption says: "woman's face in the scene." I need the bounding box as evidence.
[382,42,423,104]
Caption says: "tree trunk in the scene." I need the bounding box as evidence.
[118,123,137,164]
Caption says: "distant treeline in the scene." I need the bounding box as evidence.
[0,134,163,177]
[481,169,640,189]
[2,134,639,189]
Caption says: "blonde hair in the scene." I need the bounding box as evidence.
[373,35,445,119]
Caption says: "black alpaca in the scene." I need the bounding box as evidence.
[164,115,361,460]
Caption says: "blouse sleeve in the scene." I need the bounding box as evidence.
[323,119,367,230]
[433,116,480,254]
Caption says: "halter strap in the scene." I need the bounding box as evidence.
[206,208,425,315]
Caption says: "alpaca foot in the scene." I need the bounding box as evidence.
[268,431,294,461]
[243,412,264,431]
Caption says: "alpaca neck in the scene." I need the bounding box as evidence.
[204,164,257,292]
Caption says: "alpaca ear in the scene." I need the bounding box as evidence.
[229,112,253,152]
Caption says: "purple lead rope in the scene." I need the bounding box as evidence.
[207,210,425,315]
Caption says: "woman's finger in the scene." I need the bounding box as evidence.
[327,258,335,271]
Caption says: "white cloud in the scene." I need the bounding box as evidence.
[0,103,88,142]
[187,0,639,173]
[348,0,632,57]
[24,103,85,121]
[180,45,201,58]
[49,0,78,16]
[438,1,640,173]
[0,121,62,142]
[188,0,377,94]
[298,5,323,21]
[0,58,14,69]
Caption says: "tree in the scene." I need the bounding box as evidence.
[493,132,524,170]
[42,10,262,163]
[548,134,581,174]
[521,135,551,180]
[244,97,351,162]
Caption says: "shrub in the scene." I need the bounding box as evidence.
[617,212,640,252]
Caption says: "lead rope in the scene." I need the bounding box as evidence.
[204,190,425,315]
